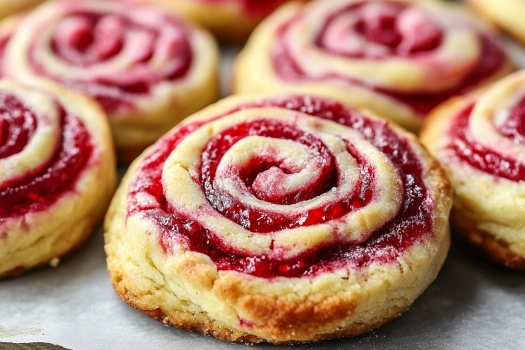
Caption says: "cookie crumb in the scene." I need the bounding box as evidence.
[50,257,60,268]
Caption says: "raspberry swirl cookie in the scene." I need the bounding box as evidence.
[2,0,220,161]
[234,0,513,132]
[422,71,525,270]
[105,94,452,343]
[142,0,299,41]
[468,0,525,44]
[0,81,115,278]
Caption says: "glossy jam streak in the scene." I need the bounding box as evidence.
[0,95,93,219]
[499,95,525,145]
[129,96,433,278]
[274,7,505,116]
[316,2,443,57]
[28,9,193,114]
[450,104,525,182]
[0,94,37,159]
[198,0,290,17]
[198,119,372,233]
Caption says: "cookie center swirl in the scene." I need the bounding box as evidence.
[0,89,92,219]
[161,109,403,259]
[53,14,125,65]
[211,131,338,206]
[317,2,442,57]
[25,2,193,113]
[128,96,434,278]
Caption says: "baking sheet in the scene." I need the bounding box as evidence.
[1,31,525,350]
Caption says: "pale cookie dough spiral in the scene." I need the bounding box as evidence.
[234,0,513,132]
[422,71,525,270]
[105,94,452,343]
[1,0,220,161]
[0,81,116,278]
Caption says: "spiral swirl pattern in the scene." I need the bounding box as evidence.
[422,71,525,269]
[450,89,525,182]
[234,0,512,131]
[2,0,219,157]
[106,94,451,342]
[0,81,115,277]
[125,95,444,277]
[0,85,91,219]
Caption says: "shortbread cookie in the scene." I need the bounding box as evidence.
[0,81,116,278]
[105,94,452,343]
[234,0,513,132]
[1,0,220,161]
[422,71,525,269]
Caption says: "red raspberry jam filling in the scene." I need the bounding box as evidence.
[27,8,193,114]
[198,0,290,17]
[450,100,525,182]
[316,2,443,57]
[273,1,506,116]
[128,96,434,278]
[0,95,37,160]
[199,119,375,233]
[0,93,93,220]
